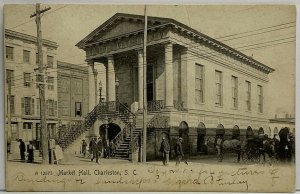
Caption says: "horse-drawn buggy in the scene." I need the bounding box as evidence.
[241,137,263,163]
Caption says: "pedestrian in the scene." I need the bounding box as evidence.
[19,139,26,161]
[159,137,170,165]
[258,135,266,163]
[103,138,109,158]
[174,137,184,166]
[215,135,224,162]
[97,138,103,159]
[91,137,100,163]
[89,138,93,159]
[109,140,116,158]
[27,141,34,163]
[81,139,87,157]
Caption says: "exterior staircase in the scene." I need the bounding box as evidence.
[56,101,140,160]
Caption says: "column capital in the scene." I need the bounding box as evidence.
[107,55,114,61]
[87,60,94,66]
[164,42,173,48]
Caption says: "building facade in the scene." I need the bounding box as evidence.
[5,29,59,153]
[57,61,89,135]
[74,13,274,159]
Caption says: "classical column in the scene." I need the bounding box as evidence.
[137,50,144,111]
[106,55,116,102]
[88,61,96,111]
[88,61,98,136]
[164,43,174,109]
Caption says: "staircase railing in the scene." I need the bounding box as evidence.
[112,101,137,150]
[58,103,100,149]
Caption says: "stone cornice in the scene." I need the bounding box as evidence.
[5,29,59,49]
[77,13,274,74]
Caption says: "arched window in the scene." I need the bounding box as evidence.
[216,124,225,137]
[197,122,206,152]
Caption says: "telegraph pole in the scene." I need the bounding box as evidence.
[30,3,51,164]
[142,5,148,163]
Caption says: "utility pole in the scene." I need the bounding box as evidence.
[30,3,51,164]
[142,5,148,163]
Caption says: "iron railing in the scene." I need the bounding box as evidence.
[147,100,164,112]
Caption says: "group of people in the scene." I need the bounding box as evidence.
[214,133,295,163]
[81,137,116,164]
[18,139,35,163]
[159,136,185,166]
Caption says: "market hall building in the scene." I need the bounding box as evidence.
[71,13,274,160]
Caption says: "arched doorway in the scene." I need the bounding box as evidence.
[179,121,189,155]
[216,124,225,137]
[232,125,240,140]
[197,122,206,153]
[99,123,121,141]
[246,126,254,139]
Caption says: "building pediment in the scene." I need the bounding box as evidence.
[76,13,170,49]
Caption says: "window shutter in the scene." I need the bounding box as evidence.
[31,98,35,115]
[46,100,49,116]
[21,97,25,115]
[54,101,57,117]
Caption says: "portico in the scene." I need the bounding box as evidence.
[86,42,185,114]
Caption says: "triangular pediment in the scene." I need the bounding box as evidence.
[89,20,151,43]
[77,13,171,48]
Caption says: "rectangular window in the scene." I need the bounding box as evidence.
[9,95,15,114]
[24,97,33,115]
[195,64,204,104]
[6,46,13,60]
[24,73,31,87]
[47,76,54,90]
[36,98,40,116]
[47,55,54,68]
[258,85,263,113]
[246,81,251,111]
[6,70,14,86]
[48,99,55,116]
[23,50,30,63]
[215,70,222,106]
[75,102,82,117]
[23,122,32,130]
[231,76,238,109]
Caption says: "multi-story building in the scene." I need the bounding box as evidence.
[4,29,59,153]
[60,13,274,160]
[57,61,89,133]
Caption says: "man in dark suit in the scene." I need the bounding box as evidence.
[159,137,170,165]
[175,137,184,166]
[91,137,100,164]
[19,139,26,161]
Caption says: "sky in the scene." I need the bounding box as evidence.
[3,4,296,118]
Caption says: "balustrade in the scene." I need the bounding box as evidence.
[147,100,164,112]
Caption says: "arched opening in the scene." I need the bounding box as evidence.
[99,123,121,141]
[197,122,206,153]
[179,121,189,155]
[258,127,264,138]
[246,126,254,139]
[232,125,240,140]
[216,124,225,137]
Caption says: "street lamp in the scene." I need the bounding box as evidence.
[99,81,102,103]
[115,78,119,102]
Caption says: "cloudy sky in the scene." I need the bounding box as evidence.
[4,4,296,117]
